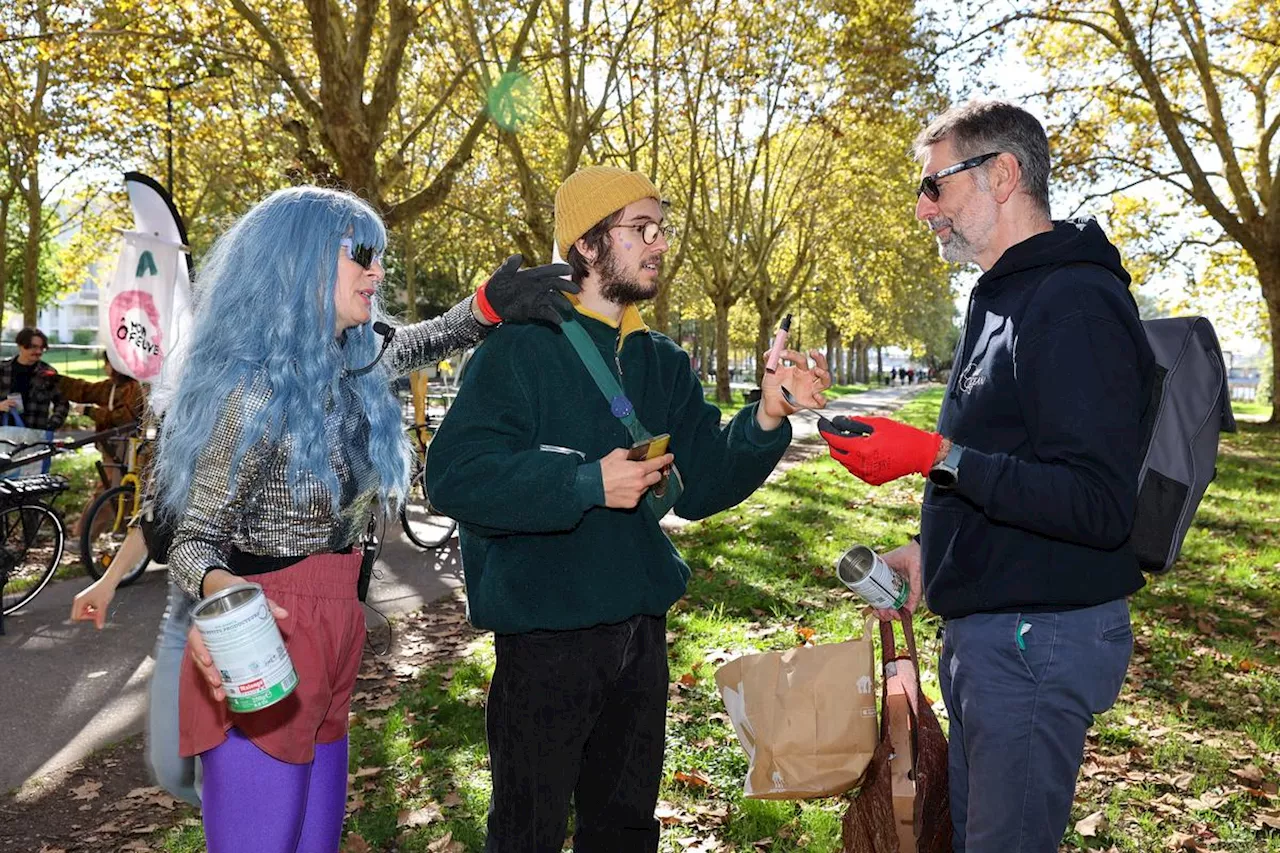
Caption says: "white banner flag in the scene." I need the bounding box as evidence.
[100,231,187,382]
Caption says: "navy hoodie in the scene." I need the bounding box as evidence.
[923,219,1155,619]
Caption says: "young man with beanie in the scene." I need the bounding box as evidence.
[818,101,1155,852]
[428,165,831,853]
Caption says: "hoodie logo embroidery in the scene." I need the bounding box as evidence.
[958,363,986,393]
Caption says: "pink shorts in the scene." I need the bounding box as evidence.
[179,551,364,764]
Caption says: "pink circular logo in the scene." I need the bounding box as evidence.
[110,290,164,379]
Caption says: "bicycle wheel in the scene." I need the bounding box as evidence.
[1,502,65,616]
[400,464,456,548]
[80,484,149,587]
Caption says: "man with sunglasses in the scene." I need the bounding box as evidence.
[818,101,1156,852]
[0,326,69,431]
[428,166,831,852]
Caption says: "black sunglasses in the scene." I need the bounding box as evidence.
[340,237,383,269]
[916,152,1001,202]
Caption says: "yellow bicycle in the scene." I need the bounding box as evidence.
[398,418,456,549]
[79,427,153,586]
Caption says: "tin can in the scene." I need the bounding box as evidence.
[192,583,297,713]
[836,545,910,610]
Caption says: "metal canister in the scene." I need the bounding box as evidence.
[836,544,910,610]
[192,583,297,713]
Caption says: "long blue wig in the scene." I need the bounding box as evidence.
[155,186,410,519]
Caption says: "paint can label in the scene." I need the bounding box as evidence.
[193,584,297,713]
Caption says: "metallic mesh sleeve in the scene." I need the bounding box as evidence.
[166,377,273,599]
[386,297,489,377]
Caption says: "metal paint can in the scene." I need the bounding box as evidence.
[192,583,297,713]
[836,545,910,610]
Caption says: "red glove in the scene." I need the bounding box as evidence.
[818,416,942,486]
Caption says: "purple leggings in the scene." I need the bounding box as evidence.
[201,728,348,853]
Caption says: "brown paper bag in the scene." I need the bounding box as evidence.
[713,620,879,799]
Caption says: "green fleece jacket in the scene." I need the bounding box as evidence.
[426,302,791,634]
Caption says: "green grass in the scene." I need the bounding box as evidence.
[340,651,497,851]
[1232,399,1273,421]
[151,824,206,852]
[49,445,101,518]
[154,387,1280,852]
[52,355,108,379]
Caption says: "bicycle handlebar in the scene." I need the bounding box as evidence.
[0,421,141,474]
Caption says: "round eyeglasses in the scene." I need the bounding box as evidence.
[609,221,676,246]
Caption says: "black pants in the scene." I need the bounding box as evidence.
[485,614,668,853]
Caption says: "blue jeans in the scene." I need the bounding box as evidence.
[147,580,201,806]
[940,598,1133,853]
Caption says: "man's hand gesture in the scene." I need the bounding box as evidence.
[760,349,832,420]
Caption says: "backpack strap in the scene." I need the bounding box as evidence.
[560,317,652,445]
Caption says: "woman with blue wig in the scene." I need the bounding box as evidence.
[156,185,571,852]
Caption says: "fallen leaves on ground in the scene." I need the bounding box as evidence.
[340,834,373,853]
[1075,810,1107,837]
[673,769,713,789]
[426,831,466,852]
[1230,764,1265,786]
[397,801,444,828]
[70,779,102,801]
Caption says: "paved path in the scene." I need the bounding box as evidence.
[659,382,932,531]
[782,381,931,442]
[0,381,933,795]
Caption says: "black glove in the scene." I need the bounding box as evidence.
[480,254,578,325]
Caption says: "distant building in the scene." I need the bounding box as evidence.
[4,275,100,344]
[39,276,100,344]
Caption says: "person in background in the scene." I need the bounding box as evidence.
[0,327,69,430]
[60,354,147,487]
[69,398,202,806]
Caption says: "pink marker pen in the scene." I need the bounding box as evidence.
[764,313,792,374]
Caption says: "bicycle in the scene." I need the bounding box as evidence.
[79,425,154,587]
[0,425,134,618]
[0,474,69,618]
[399,418,456,549]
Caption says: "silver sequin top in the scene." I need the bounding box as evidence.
[168,298,486,598]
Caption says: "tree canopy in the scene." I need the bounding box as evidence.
[5,0,963,396]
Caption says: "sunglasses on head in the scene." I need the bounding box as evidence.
[340,237,383,269]
[916,152,1001,202]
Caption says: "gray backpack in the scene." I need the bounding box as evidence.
[1130,317,1236,573]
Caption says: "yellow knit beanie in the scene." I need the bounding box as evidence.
[554,166,661,259]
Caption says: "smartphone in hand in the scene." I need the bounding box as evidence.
[627,433,670,461]
[628,433,672,496]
